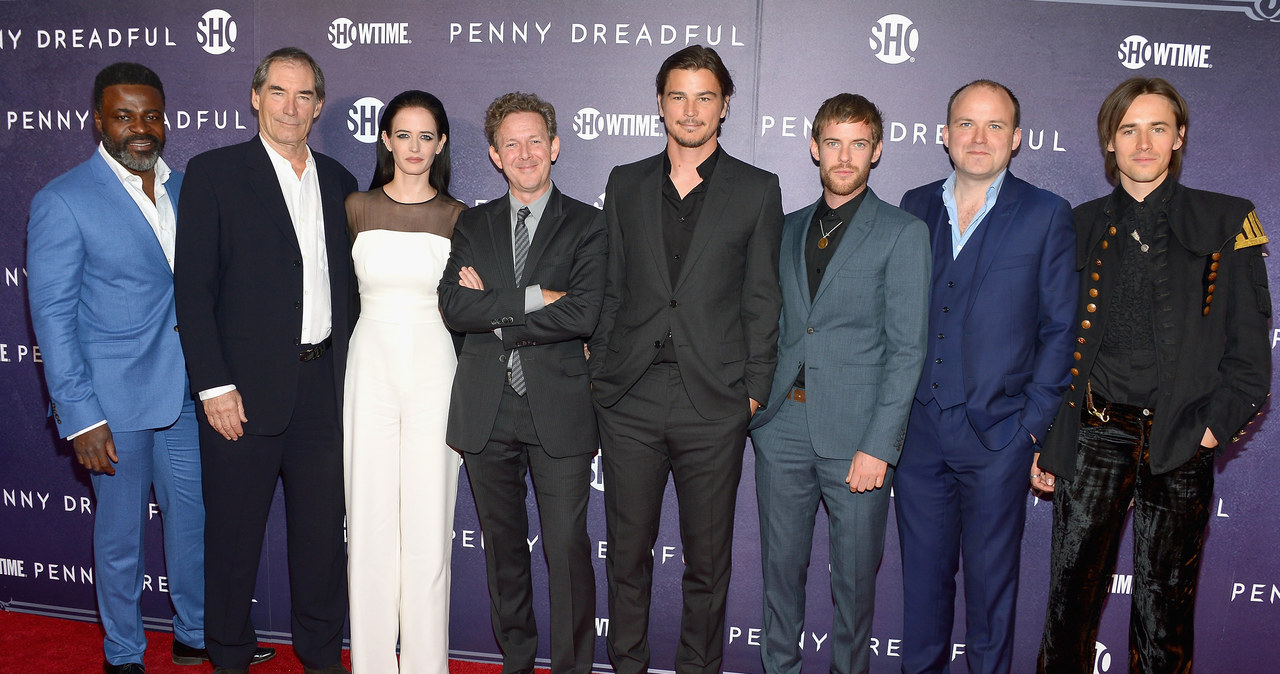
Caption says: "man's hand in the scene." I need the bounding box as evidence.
[1201,427,1218,449]
[72,424,118,475]
[1031,452,1055,493]
[204,390,247,441]
[749,398,761,415]
[542,288,567,304]
[845,451,888,493]
[459,266,485,291]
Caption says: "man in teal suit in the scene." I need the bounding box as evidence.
[749,93,931,674]
[27,63,273,673]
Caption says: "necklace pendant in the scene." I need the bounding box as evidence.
[818,237,829,250]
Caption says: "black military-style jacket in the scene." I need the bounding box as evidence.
[1039,179,1271,479]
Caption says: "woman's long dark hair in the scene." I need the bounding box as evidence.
[368,90,453,199]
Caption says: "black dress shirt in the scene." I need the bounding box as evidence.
[1091,177,1175,408]
[655,147,722,363]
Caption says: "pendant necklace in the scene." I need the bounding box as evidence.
[818,218,844,250]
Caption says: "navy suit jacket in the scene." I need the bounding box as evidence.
[174,138,358,435]
[750,189,931,465]
[28,151,187,437]
[900,172,1078,449]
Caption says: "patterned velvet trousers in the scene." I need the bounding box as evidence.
[1038,400,1214,674]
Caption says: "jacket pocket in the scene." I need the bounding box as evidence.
[82,338,139,359]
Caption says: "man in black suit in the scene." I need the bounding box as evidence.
[588,45,784,674]
[174,47,356,674]
[439,92,606,674]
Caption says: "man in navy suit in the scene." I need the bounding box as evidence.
[895,80,1077,674]
[28,62,272,673]
[175,48,356,674]
[749,93,930,674]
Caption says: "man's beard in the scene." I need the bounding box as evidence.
[666,118,719,149]
[820,164,866,197]
[103,133,164,172]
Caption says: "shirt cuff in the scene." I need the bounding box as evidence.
[67,419,107,440]
[525,285,545,313]
[199,384,237,401]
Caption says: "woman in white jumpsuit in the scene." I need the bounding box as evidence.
[343,90,464,673]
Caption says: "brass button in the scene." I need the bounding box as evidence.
[1212,252,1221,260]
[1203,307,1211,316]
[1073,351,1082,360]
[1071,367,1080,376]
[1077,337,1085,344]
[1086,303,1097,313]
[1208,272,1218,281]
[1089,288,1098,297]
[1091,272,1100,281]
[173,325,180,332]
[1081,320,1091,329]
[1069,401,1076,408]
[1108,226,1117,236]
[1208,284,1216,293]
[1101,240,1109,250]
[1206,295,1214,304]
[1095,259,1103,267]
[1070,384,1076,391]
[1211,261,1220,271]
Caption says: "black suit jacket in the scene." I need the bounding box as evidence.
[174,137,358,434]
[588,149,783,420]
[439,186,606,457]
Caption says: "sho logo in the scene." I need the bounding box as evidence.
[329,18,355,49]
[1093,641,1113,673]
[870,14,918,64]
[196,9,236,55]
[1117,34,1212,69]
[575,107,603,140]
[347,97,384,143]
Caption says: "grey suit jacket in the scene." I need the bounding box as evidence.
[750,188,930,465]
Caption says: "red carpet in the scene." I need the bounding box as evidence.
[0,610,515,673]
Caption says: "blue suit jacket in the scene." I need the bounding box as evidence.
[27,151,187,437]
[899,172,1078,449]
[750,188,931,464]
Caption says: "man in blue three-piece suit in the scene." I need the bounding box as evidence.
[895,80,1077,674]
[749,94,930,674]
[26,63,276,674]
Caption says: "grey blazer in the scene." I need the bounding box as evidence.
[750,188,930,465]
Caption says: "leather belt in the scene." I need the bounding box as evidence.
[786,387,806,403]
[300,336,333,362]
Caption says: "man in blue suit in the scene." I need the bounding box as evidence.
[27,63,271,673]
[749,93,930,674]
[895,80,1076,674]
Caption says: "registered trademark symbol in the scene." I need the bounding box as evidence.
[230,47,235,52]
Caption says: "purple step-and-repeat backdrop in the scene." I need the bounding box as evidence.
[2,1,1278,672]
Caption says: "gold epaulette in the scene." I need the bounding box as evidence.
[1235,210,1268,249]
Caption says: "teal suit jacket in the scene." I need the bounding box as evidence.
[750,188,930,465]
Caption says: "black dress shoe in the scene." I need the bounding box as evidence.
[104,664,145,674]
[173,640,278,666]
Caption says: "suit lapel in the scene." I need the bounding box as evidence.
[523,186,564,276]
[245,139,302,255]
[675,156,732,290]
[89,152,172,274]
[812,189,881,305]
[634,154,672,292]
[486,197,517,288]
[965,173,1022,317]
[788,201,819,306]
